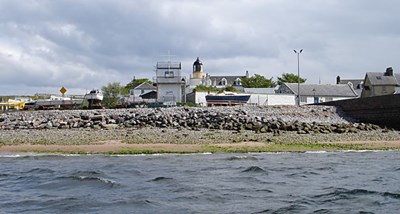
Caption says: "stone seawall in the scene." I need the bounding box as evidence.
[319,94,400,129]
[0,106,383,135]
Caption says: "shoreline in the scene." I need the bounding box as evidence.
[1,128,399,154]
[1,106,399,154]
[1,140,400,154]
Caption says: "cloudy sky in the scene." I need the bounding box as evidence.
[1,0,400,95]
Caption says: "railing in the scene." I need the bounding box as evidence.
[156,62,181,69]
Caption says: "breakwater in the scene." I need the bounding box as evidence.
[0,106,383,135]
[319,94,400,129]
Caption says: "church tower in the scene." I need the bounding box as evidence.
[192,57,205,79]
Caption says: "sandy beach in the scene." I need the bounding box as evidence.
[1,139,400,154]
[1,127,399,154]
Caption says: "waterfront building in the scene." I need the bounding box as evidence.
[187,57,249,90]
[129,82,157,104]
[361,67,400,98]
[336,76,364,97]
[155,60,186,105]
[276,83,357,104]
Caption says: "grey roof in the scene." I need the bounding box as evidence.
[209,75,245,86]
[395,87,400,94]
[338,79,364,89]
[134,82,156,90]
[283,83,357,97]
[354,89,362,97]
[244,88,276,94]
[193,57,203,66]
[140,90,157,99]
[365,72,400,86]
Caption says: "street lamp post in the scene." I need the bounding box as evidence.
[294,49,303,106]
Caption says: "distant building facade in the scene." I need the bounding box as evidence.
[155,61,186,105]
[336,76,364,97]
[186,91,296,107]
[276,83,357,104]
[208,72,248,89]
[129,82,157,103]
[361,67,400,98]
[187,57,249,91]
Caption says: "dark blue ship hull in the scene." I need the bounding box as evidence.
[205,94,250,106]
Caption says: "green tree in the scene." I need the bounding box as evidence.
[101,82,128,108]
[223,86,240,92]
[125,78,152,90]
[277,73,306,85]
[241,74,277,88]
[193,85,219,92]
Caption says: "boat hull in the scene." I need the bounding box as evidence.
[83,90,104,109]
[83,94,103,100]
[205,95,250,106]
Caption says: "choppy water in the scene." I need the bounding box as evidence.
[1,151,400,213]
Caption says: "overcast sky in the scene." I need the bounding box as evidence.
[1,0,400,95]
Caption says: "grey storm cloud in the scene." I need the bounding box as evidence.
[1,0,400,95]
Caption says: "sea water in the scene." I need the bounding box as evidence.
[0,151,399,213]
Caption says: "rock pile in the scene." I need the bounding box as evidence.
[0,106,382,135]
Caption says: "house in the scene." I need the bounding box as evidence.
[276,83,358,104]
[360,67,400,98]
[139,91,157,103]
[155,60,186,105]
[129,82,157,103]
[336,76,364,97]
[208,70,249,89]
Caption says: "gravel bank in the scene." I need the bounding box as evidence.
[0,106,399,150]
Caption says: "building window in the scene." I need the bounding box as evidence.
[233,78,242,86]
[300,96,307,103]
[364,85,370,90]
[382,86,387,93]
[325,97,333,102]
[165,71,174,78]
[219,78,227,86]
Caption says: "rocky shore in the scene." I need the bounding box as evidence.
[0,105,382,134]
[0,106,399,153]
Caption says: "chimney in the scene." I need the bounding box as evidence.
[385,67,394,76]
[336,76,341,84]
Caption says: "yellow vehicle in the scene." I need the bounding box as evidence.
[0,100,25,111]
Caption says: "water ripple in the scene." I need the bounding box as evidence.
[1,151,399,213]
[149,176,174,182]
[242,166,266,173]
[226,156,258,161]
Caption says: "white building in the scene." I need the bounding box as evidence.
[276,83,358,104]
[187,91,296,107]
[129,82,157,103]
[155,61,186,105]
